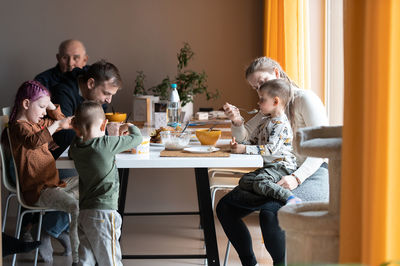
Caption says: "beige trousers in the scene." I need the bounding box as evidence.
[78,209,122,266]
[37,175,79,263]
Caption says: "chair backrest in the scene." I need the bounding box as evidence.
[2,106,11,116]
[0,115,8,134]
[6,128,34,209]
[0,128,16,193]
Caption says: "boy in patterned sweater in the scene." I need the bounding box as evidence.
[230,79,301,204]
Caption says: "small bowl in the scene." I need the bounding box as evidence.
[160,131,191,150]
[105,112,127,122]
[195,129,221,146]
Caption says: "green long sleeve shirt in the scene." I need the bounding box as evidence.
[69,125,142,210]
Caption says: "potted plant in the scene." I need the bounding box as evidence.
[133,70,147,96]
[132,70,160,125]
[135,42,219,107]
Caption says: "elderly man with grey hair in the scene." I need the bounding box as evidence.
[35,39,88,90]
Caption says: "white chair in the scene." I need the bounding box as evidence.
[2,106,11,116]
[7,128,59,266]
[208,168,256,210]
[0,128,20,233]
[209,168,245,210]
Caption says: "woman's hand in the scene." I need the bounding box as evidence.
[277,175,299,190]
[230,137,246,154]
[223,102,244,126]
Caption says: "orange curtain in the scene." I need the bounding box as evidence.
[263,0,310,90]
[340,0,400,264]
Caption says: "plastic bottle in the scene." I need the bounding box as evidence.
[167,83,181,128]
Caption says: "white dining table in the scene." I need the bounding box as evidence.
[56,139,263,266]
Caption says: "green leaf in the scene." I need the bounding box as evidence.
[147,42,219,106]
[150,77,171,100]
[133,70,147,95]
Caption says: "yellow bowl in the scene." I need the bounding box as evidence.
[195,129,221,146]
[105,112,127,122]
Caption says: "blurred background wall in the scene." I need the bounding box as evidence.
[0,0,263,115]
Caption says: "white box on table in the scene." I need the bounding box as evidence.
[195,112,209,120]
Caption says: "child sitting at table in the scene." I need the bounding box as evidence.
[7,80,79,264]
[68,101,142,265]
[229,79,301,205]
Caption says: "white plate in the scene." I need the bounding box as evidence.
[184,146,220,153]
[150,142,164,147]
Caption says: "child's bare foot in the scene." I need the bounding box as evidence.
[286,195,302,205]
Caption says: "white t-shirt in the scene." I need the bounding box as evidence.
[231,88,328,183]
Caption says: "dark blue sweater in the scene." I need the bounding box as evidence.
[34,64,63,91]
[51,68,86,158]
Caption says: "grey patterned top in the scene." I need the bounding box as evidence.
[242,114,297,171]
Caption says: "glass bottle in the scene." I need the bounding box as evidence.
[167,83,181,128]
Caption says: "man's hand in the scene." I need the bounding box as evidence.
[58,117,73,130]
[106,122,122,136]
[119,123,133,136]
[230,137,246,154]
[47,116,72,135]
[277,175,299,190]
[223,102,244,127]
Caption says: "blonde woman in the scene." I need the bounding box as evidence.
[217,57,328,266]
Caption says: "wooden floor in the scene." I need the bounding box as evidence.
[3,213,273,266]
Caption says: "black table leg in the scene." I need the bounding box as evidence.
[118,168,130,224]
[118,167,220,264]
[195,168,220,266]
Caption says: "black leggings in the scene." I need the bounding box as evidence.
[216,165,329,266]
[216,191,285,266]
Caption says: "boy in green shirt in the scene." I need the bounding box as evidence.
[69,101,142,265]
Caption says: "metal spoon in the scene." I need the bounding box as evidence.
[238,108,258,114]
[208,124,216,131]
[181,121,190,133]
